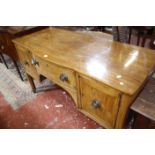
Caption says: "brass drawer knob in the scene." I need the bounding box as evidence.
[91,100,101,109]
[31,58,39,65]
[59,73,68,82]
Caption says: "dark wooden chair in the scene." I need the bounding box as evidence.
[0,26,48,81]
[128,26,154,46]
[112,26,155,46]
[140,34,155,49]
[0,30,24,80]
[112,26,130,43]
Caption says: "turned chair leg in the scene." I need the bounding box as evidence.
[13,60,24,81]
[0,53,9,68]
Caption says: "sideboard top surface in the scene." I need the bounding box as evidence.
[13,27,155,95]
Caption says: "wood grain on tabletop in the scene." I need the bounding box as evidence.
[13,27,155,96]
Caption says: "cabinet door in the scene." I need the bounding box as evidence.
[14,44,40,80]
[79,76,121,128]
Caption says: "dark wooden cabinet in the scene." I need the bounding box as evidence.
[0,26,48,80]
[132,113,155,129]
[130,77,155,129]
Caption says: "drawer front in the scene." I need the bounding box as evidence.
[14,44,39,80]
[35,56,77,90]
[79,76,121,128]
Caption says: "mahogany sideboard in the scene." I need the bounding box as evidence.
[13,28,155,128]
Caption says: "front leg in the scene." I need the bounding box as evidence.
[26,73,36,93]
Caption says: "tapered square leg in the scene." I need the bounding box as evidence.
[26,74,36,93]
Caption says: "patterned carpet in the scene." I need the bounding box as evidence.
[1,54,27,81]
[0,63,36,109]
[0,54,54,109]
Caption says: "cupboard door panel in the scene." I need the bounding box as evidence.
[80,76,121,128]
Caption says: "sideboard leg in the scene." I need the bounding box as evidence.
[27,74,36,93]
[115,94,133,128]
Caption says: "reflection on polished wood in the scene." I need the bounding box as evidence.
[13,28,155,128]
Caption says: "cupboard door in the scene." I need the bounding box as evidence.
[79,76,121,128]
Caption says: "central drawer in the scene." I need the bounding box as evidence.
[34,56,77,91]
